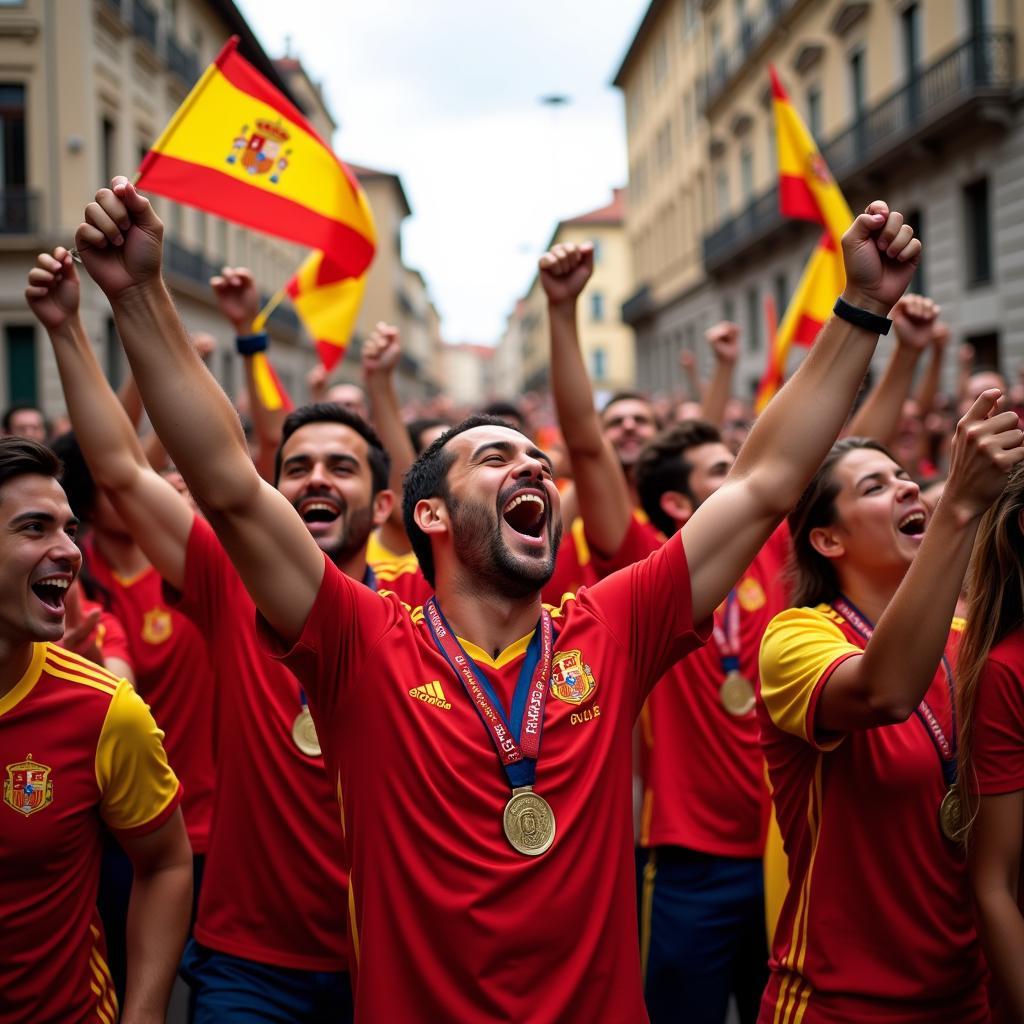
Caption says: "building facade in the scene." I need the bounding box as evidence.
[615,0,1024,399]
[501,188,636,401]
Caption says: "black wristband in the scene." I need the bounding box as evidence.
[833,296,892,336]
[235,331,269,355]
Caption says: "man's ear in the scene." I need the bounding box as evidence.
[809,525,845,561]
[659,490,694,528]
[372,489,395,528]
[414,497,448,538]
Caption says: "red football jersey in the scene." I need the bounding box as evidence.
[541,516,597,605]
[591,517,785,856]
[259,534,709,1021]
[85,540,215,853]
[758,606,986,1023]
[973,629,1024,797]
[172,515,427,972]
[0,643,181,1023]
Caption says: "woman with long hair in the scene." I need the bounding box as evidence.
[756,390,1023,1023]
[956,461,1024,1020]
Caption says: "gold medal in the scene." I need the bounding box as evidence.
[939,786,963,842]
[291,707,321,758]
[503,787,556,857]
[720,670,755,716]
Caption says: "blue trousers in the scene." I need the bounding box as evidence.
[638,846,768,1024]
[179,940,353,1023]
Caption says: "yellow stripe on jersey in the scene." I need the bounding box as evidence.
[639,787,654,847]
[42,663,118,696]
[95,680,180,832]
[638,850,657,983]
[570,515,591,567]
[89,924,118,1023]
[0,642,46,717]
[45,645,120,689]
[348,873,361,966]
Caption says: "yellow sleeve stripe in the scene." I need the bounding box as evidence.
[43,662,118,696]
[45,645,121,688]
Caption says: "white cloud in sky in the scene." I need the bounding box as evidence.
[234,0,648,343]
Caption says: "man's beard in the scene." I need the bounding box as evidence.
[447,491,562,600]
[319,503,376,567]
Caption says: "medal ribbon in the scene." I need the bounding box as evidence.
[425,597,553,789]
[832,595,957,785]
[712,590,741,674]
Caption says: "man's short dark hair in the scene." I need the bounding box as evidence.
[49,432,96,523]
[479,401,524,429]
[599,390,654,420]
[407,417,452,455]
[0,435,61,498]
[402,414,526,587]
[635,420,723,536]
[2,402,45,434]
[274,402,390,493]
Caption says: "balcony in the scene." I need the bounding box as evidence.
[621,284,656,327]
[0,189,40,234]
[702,30,1016,274]
[701,0,799,114]
[131,0,158,50]
[167,36,200,87]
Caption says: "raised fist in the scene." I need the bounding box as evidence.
[210,266,261,334]
[705,321,740,364]
[26,247,80,331]
[539,242,594,307]
[892,294,940,351]
[362,322,401,377]
[840,201,921,316]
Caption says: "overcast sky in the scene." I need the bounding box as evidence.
[234,0,649,343]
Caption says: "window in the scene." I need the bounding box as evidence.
[966,331,999,371]
[773,271,789,319]
[901,4,920,79]
[963,177,992,286]
[5,325,36,404]
[905,208,925,294]
[723,296,736,323]
[105,318,123,389]
[740,146,754,203]
[195,208,207,248]
[592,238,603,264]
[745,286,761,352]
[216,218,228,260]
[715,168,730,218]
[656,119,673,170]
[590,292,605,322]
[0,84,26,231]
[848,50,866,120]
[682,90,693,139]
[169,201,182,240]
[101,116,117,185]
[711,21,725,78]
[591,347,607,381]
[806,86,822,141]
[653,35,669,88]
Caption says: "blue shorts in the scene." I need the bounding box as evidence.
[179,939,353,1024]
[638,846,768,1024]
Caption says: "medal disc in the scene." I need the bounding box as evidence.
[292,708,322,758]
[503,788,556,857]
[720,671,756,716]
[939,786,963,842]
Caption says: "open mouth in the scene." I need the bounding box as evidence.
[31,576,69,612]
[501,492,546,540]
[897,510,926,537]
[298,499,342,526]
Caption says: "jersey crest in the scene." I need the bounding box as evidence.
[4,756,54,816]
[550,650,597,706]
[737,577,766,612]
[141,607,173,645]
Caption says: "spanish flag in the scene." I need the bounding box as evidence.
[136,36,376,280]
[250,351,294,413]
[770,65,852,242]
[283,251,367,371]
[756,68,853,410]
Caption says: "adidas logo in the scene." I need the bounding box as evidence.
[409,681,452,711]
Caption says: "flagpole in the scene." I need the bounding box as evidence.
[251,284,288,332]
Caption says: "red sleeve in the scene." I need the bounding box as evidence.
[577,531,711,703]
[541,527,597,604]
[256,554,405,725]
[96,608,133,670]
[974,656,1024,795]
[161,515,231,630]
[587,514,662,579]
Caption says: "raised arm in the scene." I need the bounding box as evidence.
[210,266,284,481]
[847,294,937,443]
[700,322,739,428]
[678,347,703,403]
[913,319,949,417]
[541,242,633,556]
[75,177,324,642]
[363,322,415,554]
[817,391,1024,732]
[682,202,922,622]
[25,248,192,589]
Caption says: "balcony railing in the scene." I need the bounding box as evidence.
[132,0,158,50]
[621,284,656,326]
[703,30,1015,273]
[167,36,200,87]
[0,189,40,234]
[701,0,798,113]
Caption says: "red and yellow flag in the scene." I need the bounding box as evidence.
[770,65,852,244]
[250,351,294,413]
[136,36,376,278]
[756,67,853,410]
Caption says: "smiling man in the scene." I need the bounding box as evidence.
[0,435,190,1024]
[79,176,921,1021]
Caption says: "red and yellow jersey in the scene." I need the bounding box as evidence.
[973,628,1024,797]
[541,516,596,605]
[590,517,790,857]
[758,606,986,1023]
[75,593,134,671]
[259,533,709,1021]
[0,643,181,1024]
[171,515,426,973]
[85,540,215,854]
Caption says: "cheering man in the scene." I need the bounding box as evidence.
[78,175,921,1021]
